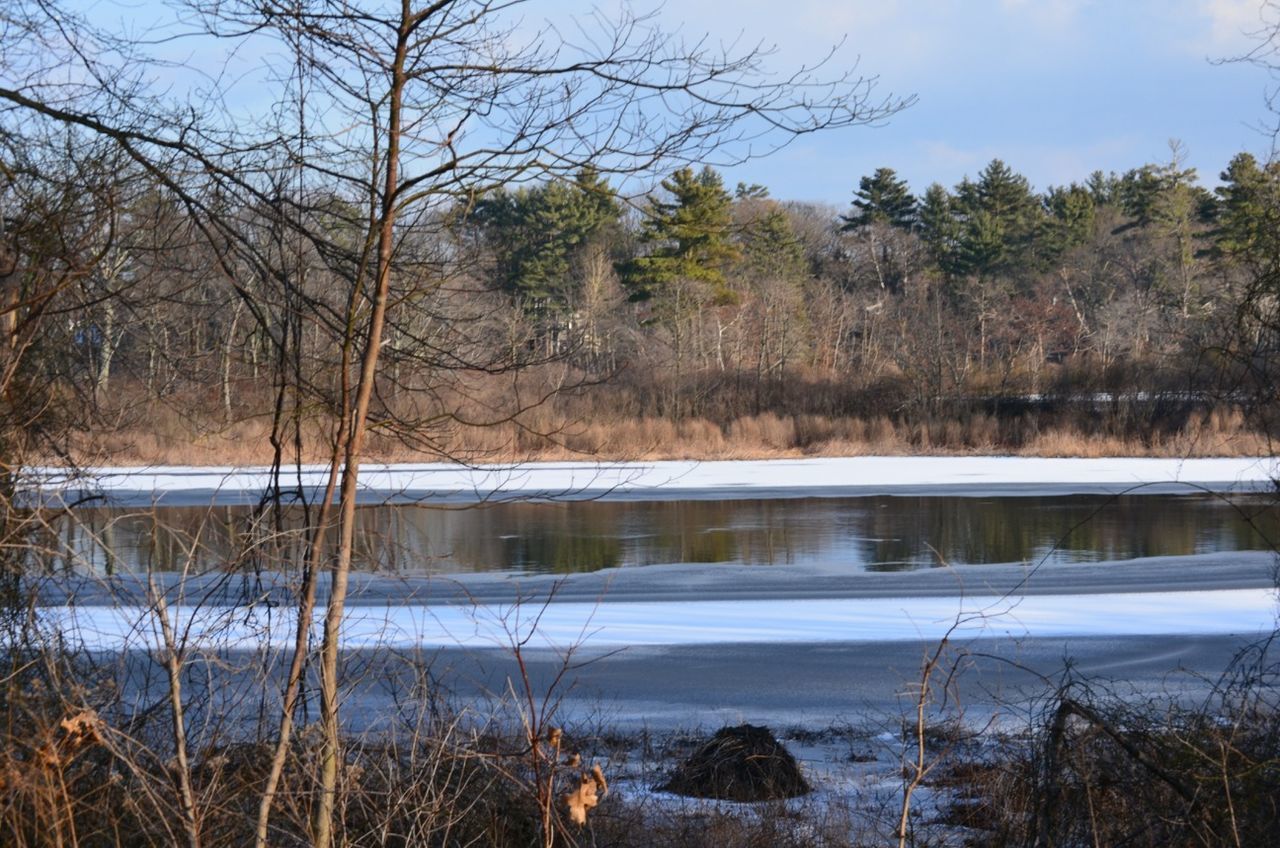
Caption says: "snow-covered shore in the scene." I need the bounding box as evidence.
[31,455,1280,506]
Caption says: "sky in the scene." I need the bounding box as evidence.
[556,0,1278,204]
[82,0,1278,206]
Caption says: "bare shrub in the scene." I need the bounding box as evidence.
[938,643,1280,848]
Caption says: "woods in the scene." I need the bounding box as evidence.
[5,144,1280,463]
[0,1,908,845]
[0,4,1276,464]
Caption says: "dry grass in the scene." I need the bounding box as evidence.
[933,690,1280,847]
[51,362,1276,466]
[65,404,1273,466]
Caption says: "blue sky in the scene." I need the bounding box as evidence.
[88,0,1277,204]
[565,0,1276,203]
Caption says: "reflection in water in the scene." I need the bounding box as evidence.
[34,493,1280,577]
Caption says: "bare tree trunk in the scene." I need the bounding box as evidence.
[149,576,202,848]
[221,298,244,423]
[0,225,19,363]
[252,423,346,848]
[312,11,411,845]
[93,297,116,401]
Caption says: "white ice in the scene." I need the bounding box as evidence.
[27,455,1280,506]
[46,588,1278,652]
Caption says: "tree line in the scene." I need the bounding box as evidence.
[8,141,1278,457]
[472,144,1280,438]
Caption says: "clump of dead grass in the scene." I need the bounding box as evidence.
[660,724,811,803]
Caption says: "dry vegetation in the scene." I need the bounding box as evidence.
[6,641,1277,847]
[0,636,872,848]
[70,369,1272,466]
[3,0,1280,844]
[929,647,1280,847]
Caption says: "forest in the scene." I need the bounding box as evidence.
[5,143,1280,463]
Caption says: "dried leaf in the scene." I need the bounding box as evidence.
[563,773,599,826]
[591,763,608,794]
[60,709,103,748]
[563,763,609,826]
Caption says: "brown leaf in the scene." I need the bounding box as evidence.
[563,764,609,827]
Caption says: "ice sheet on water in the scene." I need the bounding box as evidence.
[41,588,1278,652]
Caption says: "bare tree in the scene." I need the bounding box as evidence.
[0,0,912,843]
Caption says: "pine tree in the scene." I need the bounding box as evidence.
[1086,170,1119,206]
[951,159,1041,277]
[473,168,621,310]
[841,167,916,230]
[1137,143,1205,317]
[1043,183,1096,259]
[839,168,918,292]
[1117,164,1174,229]
[737,202,808,410]
[742,207,806,282]
[954,210,1009,279]
[1212,152,1279,260]
[972,159,1037,224]
[624,166,740,304]
[919,182,962,276]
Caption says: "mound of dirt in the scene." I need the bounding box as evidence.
[659,723,810,802]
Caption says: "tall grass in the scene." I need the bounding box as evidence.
[76,405,1271,466]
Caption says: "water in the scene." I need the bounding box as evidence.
[34,493,1280,577]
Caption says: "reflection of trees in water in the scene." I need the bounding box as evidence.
[367,499,829,572]
[865,495,1278,570]
[40,506,311,576]
[39,494,1280,576]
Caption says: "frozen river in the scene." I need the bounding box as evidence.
[25,456,1280,730]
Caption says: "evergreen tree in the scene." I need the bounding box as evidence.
[953,177,981,218]
[735,182,770,200]
[1086,170,1119,206]
[473,168,621,310]
[1212,152,1280,260]
[841,167,916,230]
[624,166,740,304]
[742,206,806,282]
[840,168,918,292]
[919,182,963,276]
[954,210,1007,277]
[951,159,1041,277]
[1134,144,1205,316]
[1043,183,1096,259]
[972,159,1038,226]
[1117,163,1178,229]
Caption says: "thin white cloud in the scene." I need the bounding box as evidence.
[648,0,930,73]
[1193,0,1270,53]
[536,0,1266,200]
